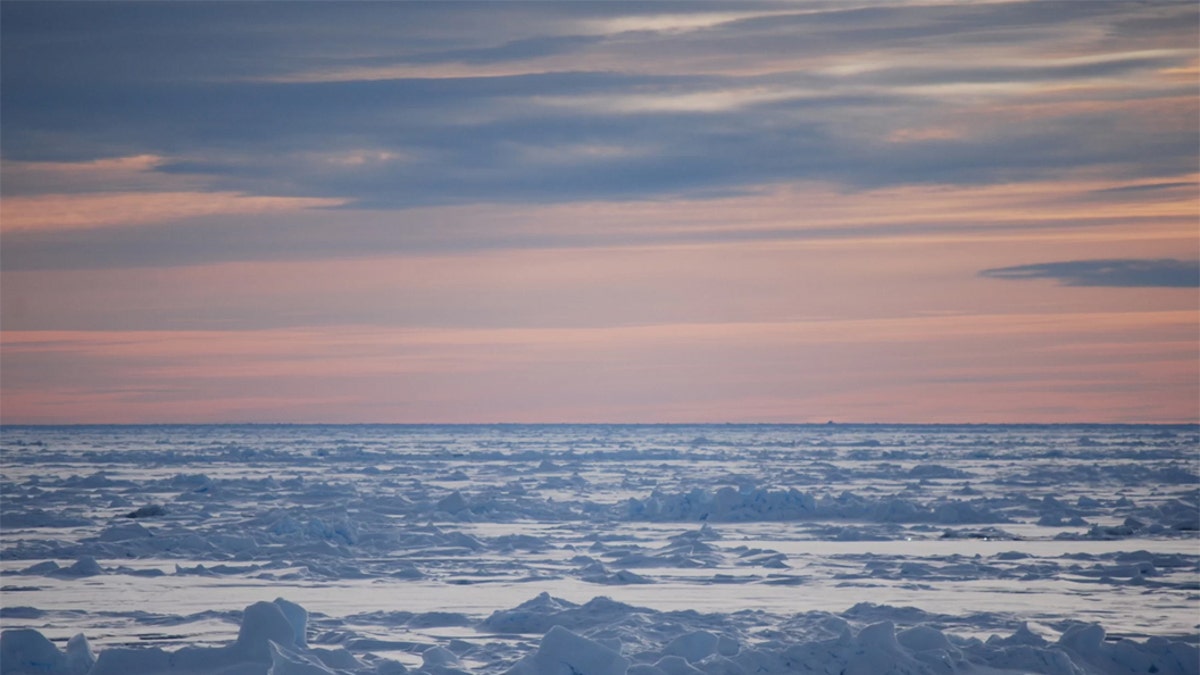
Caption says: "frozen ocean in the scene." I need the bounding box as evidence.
[1,424,1197,674]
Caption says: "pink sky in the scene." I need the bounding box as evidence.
[1,2,1197,423]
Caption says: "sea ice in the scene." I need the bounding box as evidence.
[1,424,1196,674]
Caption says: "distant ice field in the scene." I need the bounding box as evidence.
[1,424,1197,674]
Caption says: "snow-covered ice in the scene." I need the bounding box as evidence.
[1,424,1197,674]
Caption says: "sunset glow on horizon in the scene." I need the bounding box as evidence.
[1,1,1197,424]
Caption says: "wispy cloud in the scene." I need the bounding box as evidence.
[981,259,1200,288]
[2,1,1195,207]
[0,191,344,233]
[5,177,1195,272]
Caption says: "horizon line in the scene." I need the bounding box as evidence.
[2,421,1197,428]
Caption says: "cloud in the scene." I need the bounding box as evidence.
[0,191,344,233]
[2,1,1195,209]
[1090,181,1196,195]
[5,176,1195,273]
[980,259,1200,288]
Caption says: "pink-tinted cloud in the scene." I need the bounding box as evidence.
[1,155,346,233]
[1,192,344,233]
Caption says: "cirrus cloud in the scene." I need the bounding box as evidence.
[980,259,1200,288]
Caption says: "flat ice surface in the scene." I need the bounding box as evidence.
[1,424,1197,674]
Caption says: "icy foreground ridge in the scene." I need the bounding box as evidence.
[3,594,1197,675]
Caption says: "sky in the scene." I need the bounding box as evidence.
[1,1,1197,424]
